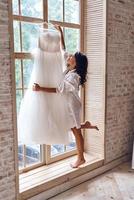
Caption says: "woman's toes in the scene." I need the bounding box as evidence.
[70,159,86,168]
[70,163,77,168]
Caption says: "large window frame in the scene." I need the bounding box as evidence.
[10,0,85,173]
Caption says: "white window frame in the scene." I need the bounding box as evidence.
[10,0,85,173]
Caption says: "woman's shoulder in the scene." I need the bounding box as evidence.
[65,71,81,84]
[71,71,81,79]
[63,68,69,75]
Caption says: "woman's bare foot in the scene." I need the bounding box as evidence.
[70,158,86,168]
[85,121,99,131]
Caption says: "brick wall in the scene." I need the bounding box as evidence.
[0,1,17,199]
[105,0,134,162]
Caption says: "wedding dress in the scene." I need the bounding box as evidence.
[18,29,73,145]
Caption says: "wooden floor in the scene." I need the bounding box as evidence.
[48,161,134,200]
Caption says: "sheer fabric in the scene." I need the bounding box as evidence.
[18,30,73,145]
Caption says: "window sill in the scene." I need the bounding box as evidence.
[19,153,104,199]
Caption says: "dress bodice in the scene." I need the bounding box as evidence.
[38,30,61,52]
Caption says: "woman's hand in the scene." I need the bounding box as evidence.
[32,84,57,93]
[32,83,41,91]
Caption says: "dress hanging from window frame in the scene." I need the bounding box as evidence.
[18,29,73,145]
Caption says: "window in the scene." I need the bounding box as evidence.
[11,0,84,172]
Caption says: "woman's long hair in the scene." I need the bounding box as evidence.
[74,52,88,85]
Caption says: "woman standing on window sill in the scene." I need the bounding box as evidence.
[33,25,99,168]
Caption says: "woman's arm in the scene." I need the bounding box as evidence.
[32,83,56,93]
[54,25,66,50]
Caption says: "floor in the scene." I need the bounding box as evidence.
[48,161,134,200]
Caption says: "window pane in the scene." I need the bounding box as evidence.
[18,144,24,169]
[48,0,63,21]
[21,22,39,52]
[12,0,19,15]
[23,59,33,88]
[64,28,80,53]
[13,21,21,52]
[65,0,79,24]
[16,89,23,114]
[21,0,43,18]
[15,59,22,88]
[51,144,65,156]
[66,133,76,151]
[25,144,41,166]
[66,142,76,151]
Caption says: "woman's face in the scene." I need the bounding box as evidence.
[67,54,76,70]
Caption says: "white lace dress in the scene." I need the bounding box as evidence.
[18,30,73,145]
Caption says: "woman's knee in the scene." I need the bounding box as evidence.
[71,127,81,135]
[71,127,77,134]
[71,127,74,131]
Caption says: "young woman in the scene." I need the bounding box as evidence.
[33,25,99,168]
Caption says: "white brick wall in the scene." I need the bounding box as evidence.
[0,1,17,200]
[105,0,134,162]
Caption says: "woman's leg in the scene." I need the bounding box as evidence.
[70,127,86,168]
[81,121,99,131]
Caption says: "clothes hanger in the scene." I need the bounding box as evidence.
[37,21,57,32]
